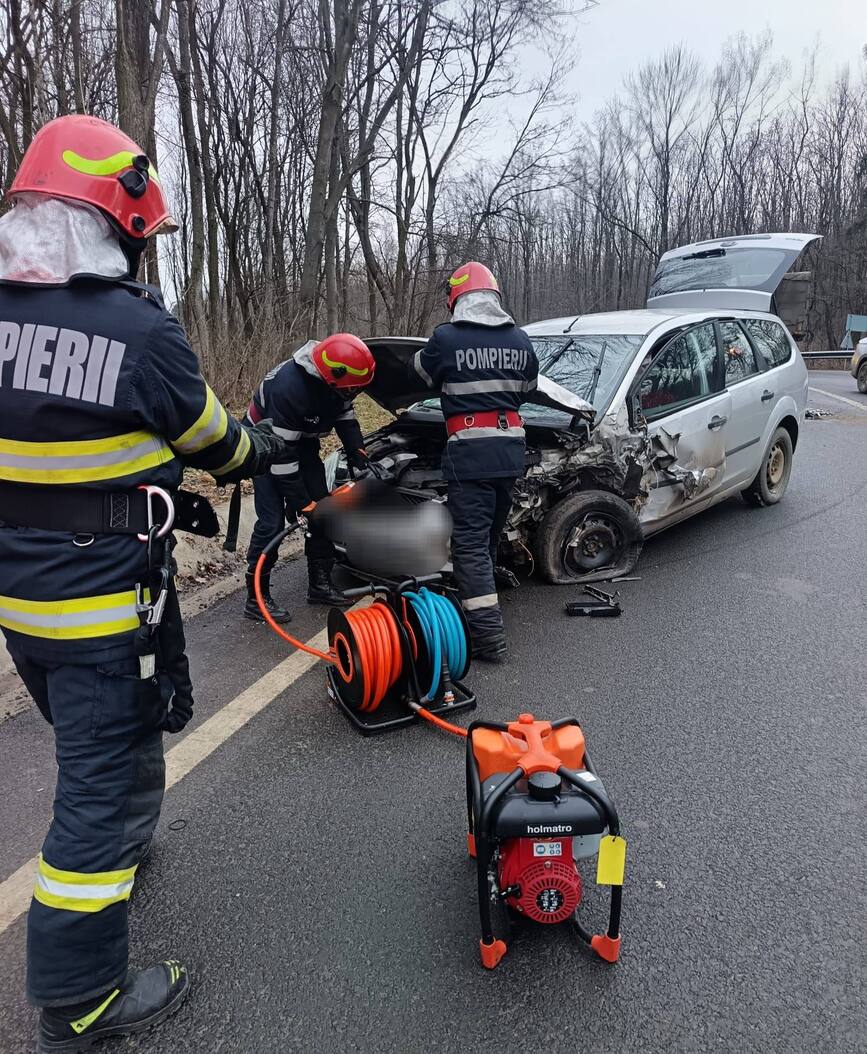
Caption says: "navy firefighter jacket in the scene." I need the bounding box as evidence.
[413,321,538,481]
[0,278,250,662]
[246,342,365,511]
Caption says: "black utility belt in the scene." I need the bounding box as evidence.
[0,482,219,539]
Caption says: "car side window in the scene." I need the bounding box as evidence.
[638,323,720,418]
[718,321,759,384]
[742,319,793,368]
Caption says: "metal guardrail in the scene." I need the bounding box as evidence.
[801,351,851,361]
[801,351,852,370]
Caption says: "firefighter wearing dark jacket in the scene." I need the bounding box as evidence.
[0,116,289,1052]
[413,262,538,662]
[243,333,375,621]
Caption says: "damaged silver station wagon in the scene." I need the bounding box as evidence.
[329,234,815,583]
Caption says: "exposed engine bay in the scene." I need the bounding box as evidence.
[347,406,651,571]
[326,336,657,583]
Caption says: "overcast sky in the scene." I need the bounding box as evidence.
[559,0,863,119]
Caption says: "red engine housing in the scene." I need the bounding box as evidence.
[498,837,583,924]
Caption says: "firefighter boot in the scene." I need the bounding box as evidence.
[306,559,350,606]
[37,960,190,1053]
[244,570,292,623]
[473,635,508,664]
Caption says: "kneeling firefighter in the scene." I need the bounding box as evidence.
[242,334,376,622]
[0,115,290,1051]
[412,262,538,662]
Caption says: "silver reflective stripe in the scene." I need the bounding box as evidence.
[463,594,499,611]
[271,461,300,476]
[173,392,224,453]
[36,873,135,901]
[0,601,138,629]
[414,350,434,387]
[273,426,302,440]
[441,378,532,395]
[447,426,525,441]
[0,435,168,470]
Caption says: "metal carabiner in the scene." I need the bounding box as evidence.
[137,485,175,543]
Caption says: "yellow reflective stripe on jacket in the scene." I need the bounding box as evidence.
[33,855,137,914]
[0,431,174,485]
[212,426,251,477]
[172,385,228,455]
[0,589,147,640]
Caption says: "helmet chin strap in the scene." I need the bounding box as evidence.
[116,230,147,279]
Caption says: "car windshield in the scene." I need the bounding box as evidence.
[416,333,643,424]
[529,334,644,417]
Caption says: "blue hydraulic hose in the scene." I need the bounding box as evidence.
[404,588,468,701]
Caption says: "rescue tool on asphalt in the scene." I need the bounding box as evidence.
[252,480,626,968]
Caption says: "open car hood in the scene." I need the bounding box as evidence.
[646,233,821,313]
[363,336,594,423]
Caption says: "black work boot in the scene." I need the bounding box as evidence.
[244,570,292,623]
[37,960,190,1053]
[473,637,508,664]
[306,559,350,606]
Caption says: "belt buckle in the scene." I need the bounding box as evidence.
[464,415,474,428]
[497,411,509,430]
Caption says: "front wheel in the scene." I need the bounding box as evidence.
[741,426,794,508]
[857,361,867,394]
[534,490,643,585]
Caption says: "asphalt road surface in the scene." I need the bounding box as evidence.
[0,371,865,1053]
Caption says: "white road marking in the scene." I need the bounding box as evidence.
[809,387,867,414]
[0,624,332,935]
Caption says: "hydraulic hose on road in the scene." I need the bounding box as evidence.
[253,526,468,737]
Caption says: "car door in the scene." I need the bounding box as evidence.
[715,319,769,488]
[633,321,733,532]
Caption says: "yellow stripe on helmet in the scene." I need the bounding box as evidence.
[321,350,370,377]
[62,149,160,184]
[449,273,470,287]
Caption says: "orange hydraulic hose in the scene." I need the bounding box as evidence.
[415,705,468,738]
[253,553,335,663]
[347,604,403,711]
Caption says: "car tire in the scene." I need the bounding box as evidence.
[741,426,794,508]
[857,361,867,394]
[534,489,643,585]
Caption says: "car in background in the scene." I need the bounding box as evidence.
[850,337,867,393]
[332,233,816,584]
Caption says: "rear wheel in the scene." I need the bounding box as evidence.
[857,361,867,394]
[741,426,793,508]
[534,490,643,585]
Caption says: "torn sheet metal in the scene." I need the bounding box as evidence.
[504,402,652,541]
[640,423,725,521]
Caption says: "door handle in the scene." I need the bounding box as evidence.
[707,415,727,430]
[761,389,774,402]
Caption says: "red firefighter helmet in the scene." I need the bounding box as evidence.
[311,333,375,390]
[447,261,500,312]
[8,115,177,239]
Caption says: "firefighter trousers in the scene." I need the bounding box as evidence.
[10,646,166,1007]
[447,477,516,648]
[246,461,332,573]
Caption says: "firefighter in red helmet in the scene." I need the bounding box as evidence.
[412,262,538,661]
[0,115,289,1050]
[243,333,377,620]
